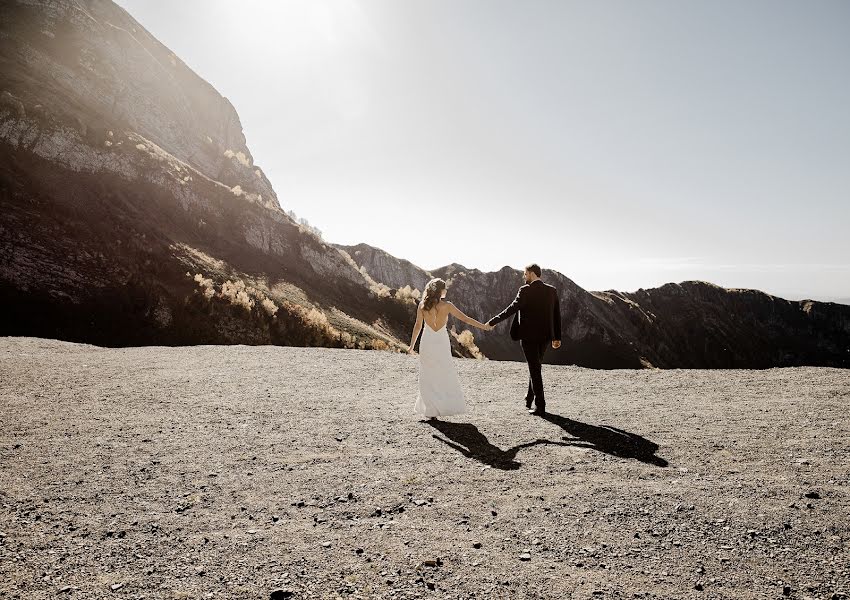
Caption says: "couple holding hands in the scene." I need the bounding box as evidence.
[408,263,561,418]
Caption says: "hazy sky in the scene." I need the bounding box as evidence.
[117,0,850,300]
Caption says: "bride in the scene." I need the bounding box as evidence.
[408,278,492,419]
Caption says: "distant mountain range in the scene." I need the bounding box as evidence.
[2,0,848,368]
[337,244,850,368]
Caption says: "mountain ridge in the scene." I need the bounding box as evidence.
[338,243,850,368]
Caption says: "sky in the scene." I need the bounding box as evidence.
[117,0,850,301]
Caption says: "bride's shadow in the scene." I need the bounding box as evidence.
[423,412,668,469]
[424,419,570,471]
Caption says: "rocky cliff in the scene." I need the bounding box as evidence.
[0,0,414,351]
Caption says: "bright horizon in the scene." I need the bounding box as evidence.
[116,0,850,301]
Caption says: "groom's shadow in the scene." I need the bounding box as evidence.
[541,412,668,467]
[424,419,570,470]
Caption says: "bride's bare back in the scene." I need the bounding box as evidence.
[409,299,492,353]
[422,301,452,332]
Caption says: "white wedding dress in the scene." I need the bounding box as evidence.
[414,319,467,417]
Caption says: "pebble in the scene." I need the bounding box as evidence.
[270,590,294,600]
[519,553,531,561]
[804,491,821,499]
[321,541,332,548]
[110,583,124,591]
[472,542,482,549]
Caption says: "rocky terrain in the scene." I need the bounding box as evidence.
[1,336,849,599]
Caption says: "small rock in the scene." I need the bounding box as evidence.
[426,582,435,590]
[270,590,294,600]
[472,542,482,549]
[247,529,258,535]
[58,586,73,593]
[271,515,280,523]
[110,583,124,591]
[491,510,498,517]
[519,553,531,561]
[321,541,332,548]
[804,491,821,499]
[355,548,364,554]
[783,586,792,596]
[694,582,704,591]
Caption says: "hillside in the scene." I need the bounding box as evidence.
[2,337,849,599]
[0,0,415,352]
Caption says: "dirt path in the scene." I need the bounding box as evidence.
[1,337,848,599]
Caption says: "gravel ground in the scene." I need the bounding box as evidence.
[1,337,849,600]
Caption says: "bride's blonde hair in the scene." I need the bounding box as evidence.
[420,278,447,312]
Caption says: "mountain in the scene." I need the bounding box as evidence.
[2,0,848,369]
[0,0,416,351]
[339,244,850,369]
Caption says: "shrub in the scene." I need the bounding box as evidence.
[224,149,251,167]
[456,330,484,359]
[370,339,389,351]
[261,297,278,316]
[220,280,254,311]
[369,282,392,298]
[396,285,421,303]
[193,273,215,299]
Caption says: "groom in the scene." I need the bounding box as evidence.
[487,264,561,415]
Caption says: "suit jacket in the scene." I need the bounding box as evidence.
[488,279,561,343]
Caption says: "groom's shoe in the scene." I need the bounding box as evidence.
[528,405,546,416]
[524,396,534,409]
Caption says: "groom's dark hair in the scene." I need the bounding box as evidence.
[525,263,542,277]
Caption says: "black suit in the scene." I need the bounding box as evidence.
[488,279,561,410]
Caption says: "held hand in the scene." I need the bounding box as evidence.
[551,340,561,349]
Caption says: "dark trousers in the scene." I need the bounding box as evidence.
[521,339,548,407]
